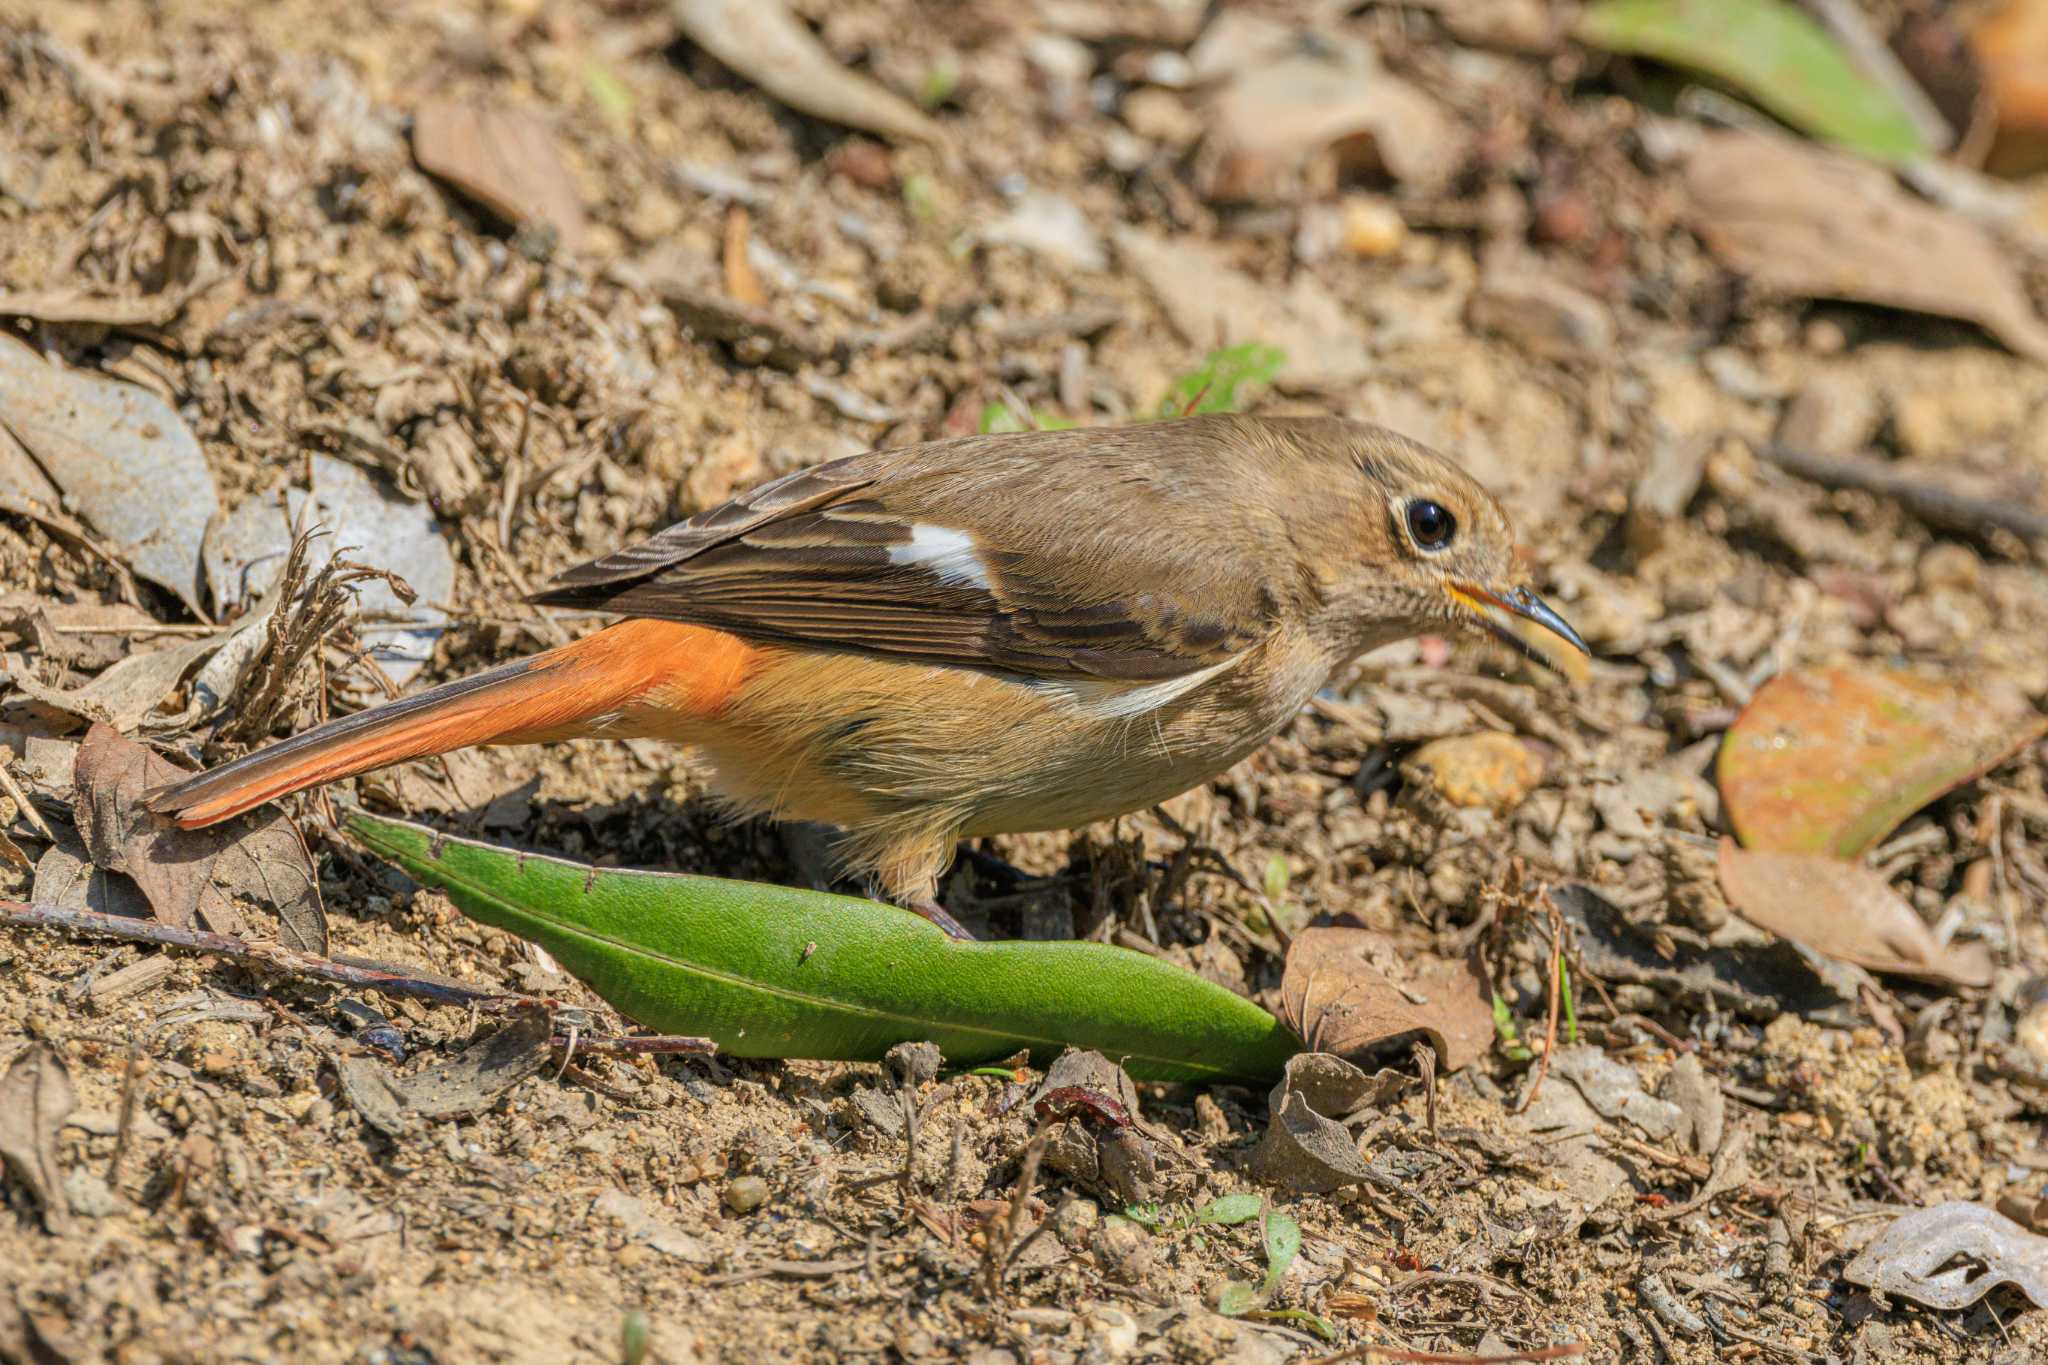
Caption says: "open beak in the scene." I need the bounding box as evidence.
[1446,581,1592,685]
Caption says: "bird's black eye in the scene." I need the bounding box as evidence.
[1406,499,1457,551]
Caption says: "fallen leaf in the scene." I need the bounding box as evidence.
[335,1012,554,1137]
[1577,0,1934,163]
[203,455,456,689]
[30,827,153,920]
[0,333,219,613]
[1203,33,1461,197]
[1717,840,1993,988]
[1248,1063,1374,1194]
[1684,130,2048,363]
[72,723,327,951]
[1552,883,1860,1021]
[980,190,1107,272]
[1551,1045,1683,1140]
[1115,228,1371,392]
[1717,664,2048,858]
[5,633,219,732]
[1845,1202,2048,1309]
[671,0,945,146]
[1276,927,1495,1071]
[413,100,587,253]
[0,1043,75,1234]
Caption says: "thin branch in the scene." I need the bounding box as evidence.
[1762,443,2048,541]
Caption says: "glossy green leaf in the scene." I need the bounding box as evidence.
[1261,1212,1302,1291]
[1576,0,1933,163]
[1157,343,1286,418]
[347,813,1298,1083]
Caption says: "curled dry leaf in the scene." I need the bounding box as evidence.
[72,723,327,952]
[1248,1053,1376,1194]
[671,0,945,147]
[1717,663,2048,858]
[6,632,220,732]
[412,101,587,253]
[0,333,218,614]
[1684,130,2048,362]
[1717,840,1993,988]
[1277,925,1495,1072]
[0,1043,76,1234]
[335,1012,554,1138]
[1845,1202,2048,1309]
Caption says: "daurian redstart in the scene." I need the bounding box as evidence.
[148,414,1589,937]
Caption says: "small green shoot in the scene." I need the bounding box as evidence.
[1215,1205,1303,1318]
[901,173,941,222]
[1492,992,1534,1063]
[1559,957,1578,1046]
[919,55,961,109]
[1156,343,1286,419]
[583,58,635,130]
[1120,1203,1164,1229]
[979,401,1076,435]
[1262,854,1290,904]
[620,1309,651,1365]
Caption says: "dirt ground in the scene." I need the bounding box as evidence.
[5,0,2048,1361]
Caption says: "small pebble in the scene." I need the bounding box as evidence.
[1082,1306,1139,1359]
[1338,195,1405,257]
[1402,732,1549,809]
[1053,1197,1101,1248]
[724,1176,770,1214]
[1091,1216,1154,1283]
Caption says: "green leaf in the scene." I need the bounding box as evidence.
[1214,1282,1261,1317]
[347,813,1298,1083]
[1491,991,1532,1062]
[1248,1309,1337,1341]
[1121,1203,1164,1228]
[1576,0,1933,164]
[1196,1194,1264,1226]
[1156,344,1286,418]
[1260,1212,1302,1294]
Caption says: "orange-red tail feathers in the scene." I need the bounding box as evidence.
[145,619,751,829]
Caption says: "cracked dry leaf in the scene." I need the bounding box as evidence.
[72,723,327,951]
[1718,664,2048,858]
[1276,926,1495,1071]
[1845,1202,2048,1309]
[6,632,220,732]
[0,1043,76,1234]
[0,333,218,614]
[1717,841,1992,988]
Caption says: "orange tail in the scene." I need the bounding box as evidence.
[145,619,751,829]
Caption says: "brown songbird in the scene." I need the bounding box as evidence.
[147,414,1589,937]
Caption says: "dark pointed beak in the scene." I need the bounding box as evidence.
[1445,581,1592,684]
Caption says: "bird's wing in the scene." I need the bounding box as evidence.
[529,425,1297,682]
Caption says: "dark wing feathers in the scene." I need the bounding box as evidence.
[529,421,1298,682]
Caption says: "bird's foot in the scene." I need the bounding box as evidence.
[907,898,976,941]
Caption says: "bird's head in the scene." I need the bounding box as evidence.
[1280,419,1590,683]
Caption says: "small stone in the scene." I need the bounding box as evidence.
[1121,88,1201,145]
[1053,1197,1101,1248]
[724,1176,770,1214]
[62,1170,123,1219]
[1777,374,1881,455]
[615,1244,651,1269]
[1466,267,1614,363]
[1081,1306,1139,1359]
[1917,542,1982,593]
[1091,1216,1154,1284]
[1338,195,1405,257]
[1402,733,1549,809]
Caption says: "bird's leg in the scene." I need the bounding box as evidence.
[906,898,976,941]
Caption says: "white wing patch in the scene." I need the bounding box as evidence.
[887,523,993,590]
[1040,656,1239,720]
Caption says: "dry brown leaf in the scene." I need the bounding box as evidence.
[413,100,587,252]
[671,0,945,147]
[6,633,219,732]
[1277,926,1495,1071]
[0,1043,75,1234]
[1717,840,1992,988]
[72,723,327,951]
[1685,129,2048,362]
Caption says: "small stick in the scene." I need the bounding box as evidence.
[0,899,711,1059]
[983,1120,1050,1299]
[1311,1343,1586,1364]
[0,759,54,841]
[1762,443,2048,541]
[1511,908,1564,1115]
